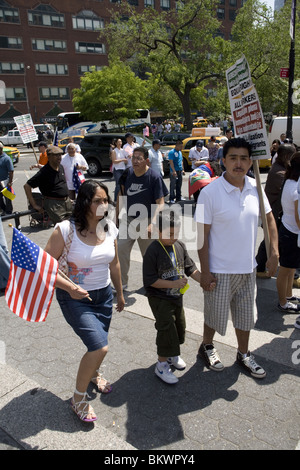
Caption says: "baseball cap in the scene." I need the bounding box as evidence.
[196,140,204,148]
[125,132,134,139]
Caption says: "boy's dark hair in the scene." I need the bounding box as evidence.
[133,146,148,159]
[157,210,181,233]
[222,137,252,159]
[285,152,300,181]
[276,144,296,168]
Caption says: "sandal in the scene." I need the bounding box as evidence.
[71,389,97,422]
[91,371,112,394]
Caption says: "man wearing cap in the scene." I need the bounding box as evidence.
[189,140,209,170]
[24,145,73,223]
[148,139,164,177]
[123,133,139,168]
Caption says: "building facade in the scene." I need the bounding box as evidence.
[0,0,242,131]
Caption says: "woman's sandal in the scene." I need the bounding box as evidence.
[71,389,98,422]
[91,371,112,394]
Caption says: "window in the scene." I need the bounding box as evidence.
[229,9,236,20]
[72,10,104,31]
[144,0,154,6]
[0,36,22,49]
[35,63,68,75]
[160,0,170,10]
[75,42,105,54]
[28,5,65,28]
[78,65,103,75]
[0,62,24,73]
[6,87,26,101]
[229,0,237,5]
[32,39,66,52]
[39,87,70,100]
[217,8,225,19]
[0,0,20,23]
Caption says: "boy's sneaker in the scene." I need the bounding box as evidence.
[277,302,300,313]
[294,316,300,329]
[167,356,186,370]
[287,296,300,304]
[236,351,266,379]
[155,361,179,384]
[198,343,224,371]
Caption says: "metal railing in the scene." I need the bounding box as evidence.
[1,210,37,228]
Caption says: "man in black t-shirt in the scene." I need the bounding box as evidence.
[24,145,73,223]
[116,146,168,289]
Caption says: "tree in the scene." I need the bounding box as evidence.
[230,0,298,115]
[100,0,230,129]
[72,62,149,127]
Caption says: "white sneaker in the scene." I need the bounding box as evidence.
[167,356,186,370]
[155,361,179,384]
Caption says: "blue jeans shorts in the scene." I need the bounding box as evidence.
[56,284,113,352]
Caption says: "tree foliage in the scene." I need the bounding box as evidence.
[100,0,230,129]
[72,62,148,127]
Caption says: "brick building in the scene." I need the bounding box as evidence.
[0,0,242,131]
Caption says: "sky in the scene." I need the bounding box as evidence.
[262,0,274,9]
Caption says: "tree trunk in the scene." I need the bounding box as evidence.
[174,86,193,130]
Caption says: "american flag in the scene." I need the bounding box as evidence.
[5,228,58,322]
[72,165,85,194]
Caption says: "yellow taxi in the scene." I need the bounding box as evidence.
[58,135,84,152]
[180,135,271,171]
[192,117,208,128]
[180,136,222,171]
[4,146,20,165]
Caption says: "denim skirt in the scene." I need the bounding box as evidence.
[56,284,113,352]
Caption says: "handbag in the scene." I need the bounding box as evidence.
[57,221,74,276]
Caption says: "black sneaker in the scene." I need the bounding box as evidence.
[287,296,300,304]
[294,316,300,329]
[236,351,266,379]
[277,302,300,313]
[198,343,224,371]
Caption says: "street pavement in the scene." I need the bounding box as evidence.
[0,148,299,451]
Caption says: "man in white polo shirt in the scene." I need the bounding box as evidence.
[195,137,279,379]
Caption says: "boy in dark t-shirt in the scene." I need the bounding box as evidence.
[143,211,209,384]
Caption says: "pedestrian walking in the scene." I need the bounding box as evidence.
[276,153,300,314]
[143,210,206,384]
[195,138,279,379]
[168,140,185,203]
[44,180,124,422]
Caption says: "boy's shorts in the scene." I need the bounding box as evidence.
[203,271,257,336]
[148,296,186,358]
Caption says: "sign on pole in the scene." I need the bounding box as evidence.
[226,55,271,256]
[14,114,39,163]
[13,114,38,144]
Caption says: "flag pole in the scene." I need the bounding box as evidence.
[286,0,296,140]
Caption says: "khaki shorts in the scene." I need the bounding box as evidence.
[203,271,257,336]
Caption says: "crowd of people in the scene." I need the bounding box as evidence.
[0,129,300,422]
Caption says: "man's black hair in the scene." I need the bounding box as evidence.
[222,137,252,159]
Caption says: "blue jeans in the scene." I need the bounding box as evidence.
[170,171,182,201]
[113,168,124,201]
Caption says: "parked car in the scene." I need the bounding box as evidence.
[58,135,84,152]
[160,132,191,146]
[80,133,170,176]
[0,130,23,146]
[3,146,20,165]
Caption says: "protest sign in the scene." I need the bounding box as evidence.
[14,114,39,162]
[226,55,270,160]
[226,55,271,255]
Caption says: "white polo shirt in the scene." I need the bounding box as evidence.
[195,173,271,273]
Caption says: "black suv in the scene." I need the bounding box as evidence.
[80,133,170,176]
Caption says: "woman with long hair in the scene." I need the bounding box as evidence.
[276,153,300,315]
[45,180,124,422]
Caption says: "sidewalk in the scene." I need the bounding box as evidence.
[0,166,299,451]
[0,252,299,450]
